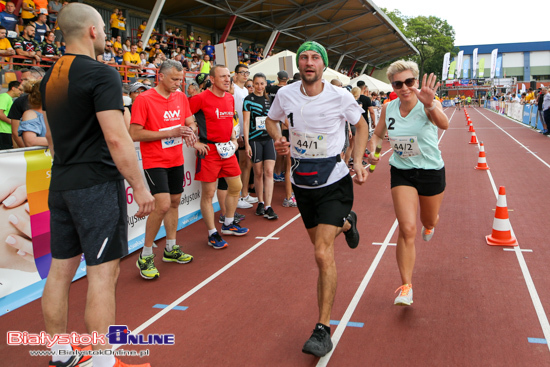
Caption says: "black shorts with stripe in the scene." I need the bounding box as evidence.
[48,180,128,266]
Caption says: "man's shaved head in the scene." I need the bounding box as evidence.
[58,3,105,56]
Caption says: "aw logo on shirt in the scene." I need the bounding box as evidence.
[164,110,181,122]
[215,108,233,119]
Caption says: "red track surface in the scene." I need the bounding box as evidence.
[2,107,550,366]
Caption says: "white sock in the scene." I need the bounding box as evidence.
[165,239,176,251]
[265,206,271,210]
[141,245,153,256]
[50,342,72,363]
[208,229,217,236]
[224,217,234,226]
[93,354,116,367]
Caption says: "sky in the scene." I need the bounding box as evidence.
[374,0,548,46]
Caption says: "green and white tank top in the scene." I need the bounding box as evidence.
[386,99,444,170]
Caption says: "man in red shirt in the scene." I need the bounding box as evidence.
[190,65,249,249]
[130,59,197,280]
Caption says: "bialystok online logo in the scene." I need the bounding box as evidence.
[7,326,175,347]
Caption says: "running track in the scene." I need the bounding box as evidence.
[2,106,550,366]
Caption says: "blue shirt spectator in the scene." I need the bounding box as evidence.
[0,2,18,32]
[202,39,214,58]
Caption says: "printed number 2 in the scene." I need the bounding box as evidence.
[388,117,395,130]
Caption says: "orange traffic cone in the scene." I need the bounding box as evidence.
[469,131,478,144]
[486,186,517,246]
[475,142,490,170]
[468,124,475,132]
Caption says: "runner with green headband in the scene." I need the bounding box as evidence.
[266,41,370,358]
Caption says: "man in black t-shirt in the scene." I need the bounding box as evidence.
[40,4,154,367]
[356,80,375,128]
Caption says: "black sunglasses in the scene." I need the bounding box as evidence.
[391,77,416,89]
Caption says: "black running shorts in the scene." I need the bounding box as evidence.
[144,165,184,195]
[250,139,276,163]
[390,166,446,196]
[292,174,353,229]
[48,180,128,266]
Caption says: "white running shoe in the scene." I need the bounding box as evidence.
[394,284,413,306]
[243,194,258,204]
[237,197,253,209]
[422,226,435,241]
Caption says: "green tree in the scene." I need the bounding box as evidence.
[382,9,458,82]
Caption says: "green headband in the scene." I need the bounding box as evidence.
[296,41,328,70]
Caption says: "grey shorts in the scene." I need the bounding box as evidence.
[48,180,128,266]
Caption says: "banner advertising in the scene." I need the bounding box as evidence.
[472,48,478,78]
[522,105,532,125]
[490,48,498,79]
[530,106,540,129]
[456,51,464,80]
[448,60,456,80]
[463,59,469,79]
[0,145,212,315]
[442,52,450,80]
[495,56,502,78]
[478,58,485,78]
[442,100,454,107]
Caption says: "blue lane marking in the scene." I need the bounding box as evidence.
[528,338,547,344]
[153,304,188,311]
[330,320,364,328]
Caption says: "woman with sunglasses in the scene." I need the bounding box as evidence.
[368,60,448,307]
[245,79,253,93]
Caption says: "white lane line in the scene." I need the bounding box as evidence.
[316,219,399,367]
[477,109,550,170]
[503,248,533,253]
[372,242,396,246]
[484,162,550,353]
[114,213,303,350]
[255,236,279,240]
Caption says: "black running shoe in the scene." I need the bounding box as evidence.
[255,202,265,216]
[264,206,278,220]
[302,324,333,357]
[344,211,360,249]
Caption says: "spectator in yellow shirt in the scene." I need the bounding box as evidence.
[0,25,15,63]
[110,8,120,38]
[525,88,535,103]
[123,44,142,78]
[21,0,38,25]
[113,35,122,53]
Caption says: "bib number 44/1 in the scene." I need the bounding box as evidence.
[290,130,327,158]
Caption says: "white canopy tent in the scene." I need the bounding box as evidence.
[247,50,350,85]
[350,74,393,93]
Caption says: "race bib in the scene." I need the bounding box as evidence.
[290,130,327,158]
[216,141,236,159]
[389,136,421,158]
[255,116,266,130]
[159,125,182,149]
[7,31,17,38]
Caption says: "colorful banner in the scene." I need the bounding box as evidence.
[495,56,502,78]
[0,144,214,315]
[448,60,456,81]
[490,49,498,79]
[456,51,464,80]
[478,58,485,78]
[472,48,478,78]
[463,59,469,79]
[442,52,450,80]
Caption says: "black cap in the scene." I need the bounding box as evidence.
[277,70,289,80]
